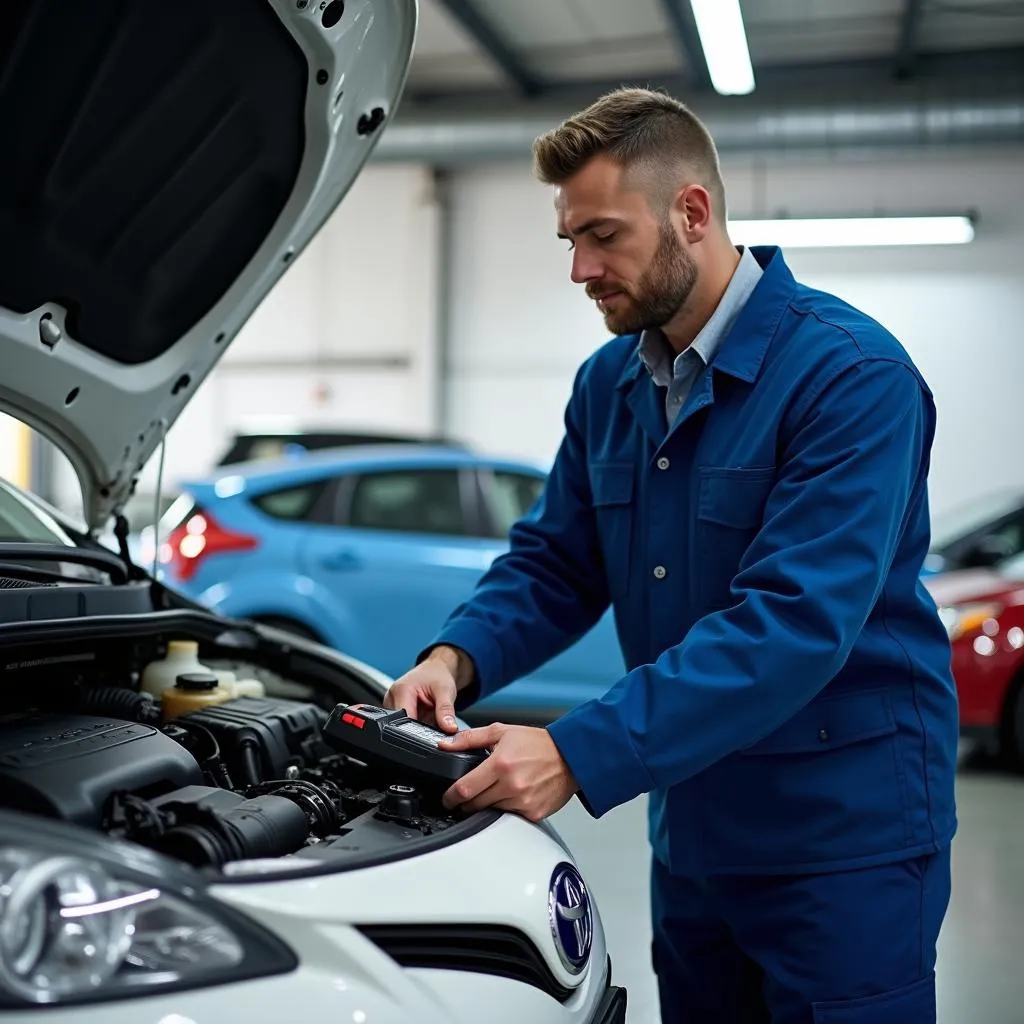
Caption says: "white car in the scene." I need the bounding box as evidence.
[0,1,626,1021]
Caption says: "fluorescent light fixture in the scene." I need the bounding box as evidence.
[689,0,755,96]
[727,215,975,249]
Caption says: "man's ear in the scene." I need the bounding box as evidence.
[677,184,713,241]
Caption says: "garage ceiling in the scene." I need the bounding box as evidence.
[403,0,1024,104]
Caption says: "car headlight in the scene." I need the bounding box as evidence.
[938,602,1003,641]
[0,811,296,1007]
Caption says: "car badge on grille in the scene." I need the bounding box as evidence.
[548,862,593,974]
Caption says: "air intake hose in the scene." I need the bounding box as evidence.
[154,795,309,867]
[78,686,162,725]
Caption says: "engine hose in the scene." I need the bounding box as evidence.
[206,758,235,790]
[168,719,235,790]
[248,780,343,836]
[238,740,262,788]
[78,686,161,725]
[156,796,309,868]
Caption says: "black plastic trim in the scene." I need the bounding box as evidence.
[0,542,129,581]
[592,983,628,1023]
[0,579,153,623]
[0,608,250,646]
[357,923,574,1002]
[210,805,501,886]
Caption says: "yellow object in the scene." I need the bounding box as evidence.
[161,671,234,721]
[949,603,1003,641]
[0,414,31,489]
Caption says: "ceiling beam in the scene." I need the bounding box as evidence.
[659,0,713,89]
[894,0,926,78]
[433,0,543,97]
[403,47,1024,111]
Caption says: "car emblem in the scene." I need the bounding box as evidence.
[547,862,593,974]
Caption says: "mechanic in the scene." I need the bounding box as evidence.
[383,87,958,1024]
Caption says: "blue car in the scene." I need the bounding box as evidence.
[155,444,625,720]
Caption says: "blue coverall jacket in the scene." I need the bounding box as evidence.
[430,245,959,877]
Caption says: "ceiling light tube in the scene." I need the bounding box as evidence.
[689,0,755,96]
[727,215,976,248]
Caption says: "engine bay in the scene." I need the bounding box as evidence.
[0,624,481,878]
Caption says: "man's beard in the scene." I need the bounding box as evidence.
[591,222,698,336]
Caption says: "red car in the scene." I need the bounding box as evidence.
[925,561,1024,767]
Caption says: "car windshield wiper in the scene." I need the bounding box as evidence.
[0,544,129,585]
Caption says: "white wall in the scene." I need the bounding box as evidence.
[49,163,443,515]
[444,148,1024,517]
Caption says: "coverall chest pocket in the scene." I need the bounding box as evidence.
[591,462,635,601]
[694,466,775,610]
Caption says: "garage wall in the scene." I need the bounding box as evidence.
[49,163,443,515]
[443,148,1024,517]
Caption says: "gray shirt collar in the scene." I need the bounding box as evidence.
[639,245,763,387]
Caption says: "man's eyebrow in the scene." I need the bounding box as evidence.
[557,217,618,239]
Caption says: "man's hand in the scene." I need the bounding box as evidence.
[383,647,463,734]
[439,723,579,822]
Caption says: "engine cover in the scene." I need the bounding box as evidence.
[0,713,203,826]
[180,696,329,783]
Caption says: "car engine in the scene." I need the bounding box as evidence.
[0,681,471,875]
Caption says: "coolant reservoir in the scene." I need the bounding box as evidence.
[162,672,235,720]
[141,640,214,697]
[213,670,266,699]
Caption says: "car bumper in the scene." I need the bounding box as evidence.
[0,814,615,1023]
[0,970,625,1024]
[590,961,628,1023]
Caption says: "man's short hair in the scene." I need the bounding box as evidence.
[532,87,726,221]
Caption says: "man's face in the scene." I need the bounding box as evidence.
[555,154,698,336]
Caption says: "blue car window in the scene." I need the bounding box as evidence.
[488,471,546,537]
[252,481,331,522]
[348,470,466,536]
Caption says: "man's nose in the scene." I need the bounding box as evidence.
[570,247,602,285]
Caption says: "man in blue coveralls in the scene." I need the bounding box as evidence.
[383,88,958,1023]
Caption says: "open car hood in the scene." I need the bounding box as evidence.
[0,0,416,531]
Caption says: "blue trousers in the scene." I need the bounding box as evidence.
[650,846,951,1023]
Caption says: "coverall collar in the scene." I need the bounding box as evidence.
[616,245,797,392]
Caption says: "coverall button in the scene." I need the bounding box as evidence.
[819,728,829,742]
[653,565,667,580]
[657,456,670,470]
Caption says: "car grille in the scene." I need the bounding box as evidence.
[356,924,573,1002]
[0,576,55,589]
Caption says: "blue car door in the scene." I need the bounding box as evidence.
[472,465,626,713]
[299,463,499,680]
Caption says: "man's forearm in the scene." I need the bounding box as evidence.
[426,644,477,692]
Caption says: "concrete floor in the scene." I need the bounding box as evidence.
[549,750,1024,1023]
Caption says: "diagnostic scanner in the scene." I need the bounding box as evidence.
[322,704,487,788]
